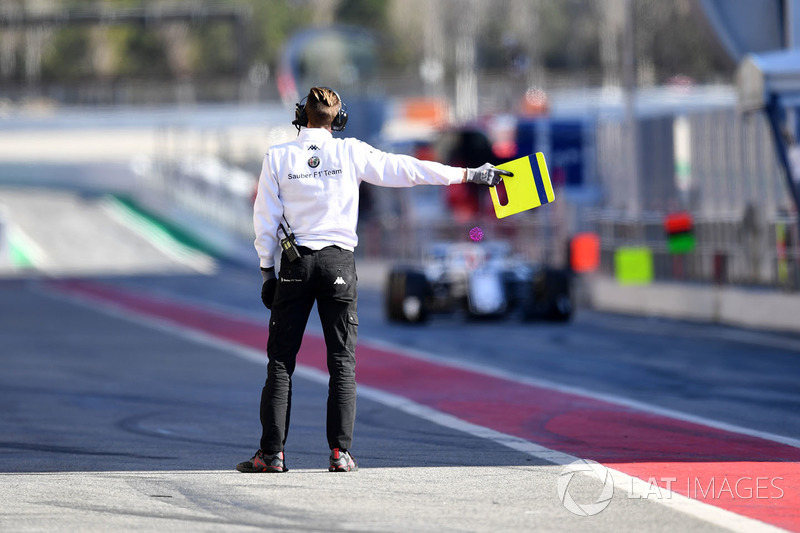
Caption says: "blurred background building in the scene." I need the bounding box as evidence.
[0,0,733,105]
[1,0,799,294]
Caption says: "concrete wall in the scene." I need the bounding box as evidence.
[587,276,800,333]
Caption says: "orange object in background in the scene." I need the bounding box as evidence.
[402,97,449,126]
[520,88,549,116]
[570,232,600,273]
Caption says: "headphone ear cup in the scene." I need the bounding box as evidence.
[332,105,348,131]
[292,102,308,128]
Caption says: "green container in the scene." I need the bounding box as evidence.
[667,233,696,254]
[614,247,654,285]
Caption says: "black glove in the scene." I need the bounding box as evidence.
[260,267,277,310]
[465,163,513,187]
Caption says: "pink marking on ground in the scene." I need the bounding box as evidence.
[52,279,800,531]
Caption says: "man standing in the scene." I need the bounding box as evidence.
[237,87,510,473]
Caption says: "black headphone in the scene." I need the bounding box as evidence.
[292,87,348,132]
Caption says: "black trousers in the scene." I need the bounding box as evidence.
[259,246,358,453]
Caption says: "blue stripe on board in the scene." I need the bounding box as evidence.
[529,155,548,205]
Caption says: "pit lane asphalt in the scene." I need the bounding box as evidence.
[98,263,800,441]
[1,265,798,532]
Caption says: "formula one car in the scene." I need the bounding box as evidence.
[385,241,573,324]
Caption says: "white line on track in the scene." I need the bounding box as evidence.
[42,285,791,533]
[358,336,800,450]
[100,196,217,275]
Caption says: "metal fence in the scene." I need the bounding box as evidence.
[586,106,800,290]
[586,211,800,290]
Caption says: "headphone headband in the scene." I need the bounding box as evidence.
[292,87,348,132]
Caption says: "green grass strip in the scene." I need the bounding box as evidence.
[108,195,220,258]
[8,237,35,268]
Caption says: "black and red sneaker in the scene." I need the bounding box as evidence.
[236,450,287,473]
[329,448,357,472]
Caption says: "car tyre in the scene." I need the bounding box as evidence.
[522,267,573,322]
[385,269,430,324]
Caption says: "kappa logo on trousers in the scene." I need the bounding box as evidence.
[334,276,346,285]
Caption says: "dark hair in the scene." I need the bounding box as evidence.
[305,87,341,127]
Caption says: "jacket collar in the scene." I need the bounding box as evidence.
[298,128,333,141]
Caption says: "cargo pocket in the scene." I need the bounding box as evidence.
[267,318,279,355]
[345,312,359,353]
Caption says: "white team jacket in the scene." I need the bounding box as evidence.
[253,128,465,269]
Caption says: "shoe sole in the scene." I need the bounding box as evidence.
[329,463,358,472]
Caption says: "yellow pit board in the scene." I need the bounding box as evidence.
[490,153,555,219]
